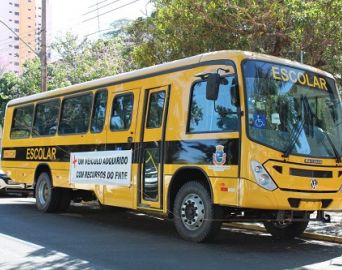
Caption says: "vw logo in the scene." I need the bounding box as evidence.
[311,179,318,190]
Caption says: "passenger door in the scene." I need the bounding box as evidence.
[103,88,141,208]
[139,86,169,209]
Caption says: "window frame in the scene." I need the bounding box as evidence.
[90,88,108,134]
[186,75,239,134]
[10,104,34,139]
[32,98,61,138]
[58,92,93,136]
[146,90,166,129]
[110,92,134,132]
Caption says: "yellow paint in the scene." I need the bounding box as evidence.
[0,51,340,218]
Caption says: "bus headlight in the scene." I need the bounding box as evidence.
[251,160,278,191]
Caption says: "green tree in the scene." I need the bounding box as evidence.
[50,32,134,85]
[127,0,341,80]
[20,58,42,94]
[0,72,19,121]
[0,60,42,124]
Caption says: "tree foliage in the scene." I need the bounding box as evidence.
[127,0,341,79]
[0,60,42,122]
[0,32,132,123]
[0,2,341,124]
[50,32,133,85]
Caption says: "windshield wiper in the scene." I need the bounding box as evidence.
[283,121,304,158]
[283,95,307,158]
[283,95,341,162]
[321,130,341,163]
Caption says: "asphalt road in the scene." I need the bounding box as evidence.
[0,197,341,270]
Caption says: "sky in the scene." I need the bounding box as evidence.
[49,0,152,40]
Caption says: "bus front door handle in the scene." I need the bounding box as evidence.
[127,136,133,148]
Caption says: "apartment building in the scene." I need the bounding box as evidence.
[0,0,42,74]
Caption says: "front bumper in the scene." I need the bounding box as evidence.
[239,178,342,211]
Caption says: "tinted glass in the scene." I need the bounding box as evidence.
[91,90,107,133]
[244,60,342,157]
[143,148,159,201]
[33,99,60,136]
[110,93,133,131]
[11,105,34,139]
[146,91,165,128]
[59,94,92,135]
[188,77,238,133]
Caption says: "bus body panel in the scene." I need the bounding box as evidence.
[0,50,341,219]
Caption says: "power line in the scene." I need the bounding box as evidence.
[0,34,37,47]
[83,0,123,16]
[0,20,39,57]
[85,27,115,37]
[82,0,140,23]
[83,0,127,34]
[0,29,48,50]
[88,0,111,9]
[0,25,46,47]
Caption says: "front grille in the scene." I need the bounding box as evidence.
[290,168,332,178]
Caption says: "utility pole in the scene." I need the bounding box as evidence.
[40,0,47,92]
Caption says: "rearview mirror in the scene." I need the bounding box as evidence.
[206,73,221,100]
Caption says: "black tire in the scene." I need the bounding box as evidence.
[173,181,223,243]
[58,188,72,212]
[35,172,61,213]
[263,220,309,240]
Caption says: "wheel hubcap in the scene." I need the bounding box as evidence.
[180,193,205,231]
[38,180,49,205]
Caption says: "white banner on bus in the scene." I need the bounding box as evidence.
[69,150,132,186]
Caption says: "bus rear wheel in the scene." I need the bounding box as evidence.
[263,218,309,240]
[35,172,61,213]
[173,181,222,242]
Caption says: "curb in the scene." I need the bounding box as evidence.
[223,223,342,244]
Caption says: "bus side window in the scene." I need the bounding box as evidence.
[10,105,34,139]
[33,99,60,137]
[110,93,134,131]
[91,90,108,133]
[188,77,238,133]
[59,93,93,135]
[146,91,165,128]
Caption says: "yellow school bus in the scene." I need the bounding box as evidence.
[1,51,342,242]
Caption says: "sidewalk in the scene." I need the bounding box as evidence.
[225,211,342,244]
[304,211,342,242]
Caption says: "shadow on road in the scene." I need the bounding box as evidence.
[0,199,341,270]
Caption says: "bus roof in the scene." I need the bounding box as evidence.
[8,50,335,107]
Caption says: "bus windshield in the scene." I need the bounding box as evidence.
[243,60,342,158]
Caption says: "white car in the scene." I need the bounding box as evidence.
[0,169,30,196]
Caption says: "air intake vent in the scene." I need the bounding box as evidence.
[288,198,332,208]
[273,165,283,174]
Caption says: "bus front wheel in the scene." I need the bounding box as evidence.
[263,219,309,240]
[35,172,61,213]
[173,181,222,242]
